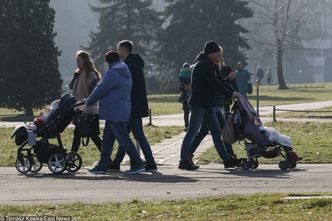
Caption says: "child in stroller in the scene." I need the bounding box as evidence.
[11,94,84,174]
[229,92,301,170]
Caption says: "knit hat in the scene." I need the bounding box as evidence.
[182,62,190,68]
[203,41,220,54]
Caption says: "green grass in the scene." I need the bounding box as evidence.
[247,82,332,107]
[147,94,182,116]
[0,83,331,119]
[0,126,184,167]
[1,194,332,220]
[149,83,332,115]
[272,106,332,119]
[198,122,332,164]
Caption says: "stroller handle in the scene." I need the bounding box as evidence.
[73,101,86,107]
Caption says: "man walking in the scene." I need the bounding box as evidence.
[110,40,157,172]
[178,41,237,170]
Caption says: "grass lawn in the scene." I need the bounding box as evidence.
[147,83,332,116]
[198,122,332,164]
[0,83,332,119]
[147,94,183,116]
[272,106,332,119]
[1,194,332,220]
[0,126,184,167]
[247,82,332,108]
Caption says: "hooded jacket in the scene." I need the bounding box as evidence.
[189,53,234,107]
[125,53,149,118]
[87,61,132,122]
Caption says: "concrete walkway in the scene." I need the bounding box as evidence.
[1,164,332,205]
[1,100,332,204]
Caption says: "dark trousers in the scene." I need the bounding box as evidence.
[190,107,235,157]
[98,120,144,170]
[71,126,102,152]
[183,100,190,129]
[112,117,155,166]
[180,104,231,162]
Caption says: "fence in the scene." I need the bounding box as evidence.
[272,106,332,122]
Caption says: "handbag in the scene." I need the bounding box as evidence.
[76,112,100,138]
[222,115,236,144]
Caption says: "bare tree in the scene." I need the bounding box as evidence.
[251,0,312,89]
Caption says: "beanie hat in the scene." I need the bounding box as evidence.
[203,41,220,54]
[182,62,190,68]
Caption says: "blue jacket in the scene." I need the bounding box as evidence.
[235,68,251,96]
[86,62,132,122]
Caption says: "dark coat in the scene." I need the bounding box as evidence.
[212,66,236,107]
[125,53,149,118]
[189,53,234,108]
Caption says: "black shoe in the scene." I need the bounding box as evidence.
[108,163,120,171]
[178,160,199,170]
[145,163,157,172]
[223,157,238,169]
[188,155,200,169]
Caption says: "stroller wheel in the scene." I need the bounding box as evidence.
[279,160,289,170]
[15,156,32,174]
[241,160,251,170]
[30,155,43,173]
[65,152,82,173]
[251,159,259,169]
[289,161,297,169]
[48,153,67,174]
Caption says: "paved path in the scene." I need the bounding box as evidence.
[1,164,332,205]
[1,100,332,204]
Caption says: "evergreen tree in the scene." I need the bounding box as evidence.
[0,0,62,116]
[86,0,162,69]
[159,0,253,75]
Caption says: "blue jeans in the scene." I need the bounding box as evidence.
[112,117,155,166]
[98,120,144,170]
[180,105,231,162]
[190,107,235,157]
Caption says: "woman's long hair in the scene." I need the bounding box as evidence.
[76,51,101,79]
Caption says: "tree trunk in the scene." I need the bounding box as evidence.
[277,48,288,90]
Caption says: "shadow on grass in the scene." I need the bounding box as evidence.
[25,170,198,183]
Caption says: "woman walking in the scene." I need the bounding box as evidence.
[69,51,102,153]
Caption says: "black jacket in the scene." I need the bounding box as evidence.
[125,53,149,118]
[189,53,234,107]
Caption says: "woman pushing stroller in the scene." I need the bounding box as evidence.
[69,51,102,153]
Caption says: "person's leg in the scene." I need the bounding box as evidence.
[110,123,131,168]
[71,126,81,153]
[204,108,232,163]
[130,117,155,166]
[180,105,205,164]
[91,135,102,152]
[189,123,209,156]
[183,101,190,130]
[89,121,116,173]
[109,121,144,170]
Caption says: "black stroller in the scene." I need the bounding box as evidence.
[228,93,301,170]
[11,94,84,174]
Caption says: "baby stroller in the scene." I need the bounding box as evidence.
[228,92,301,170]
[11,94,84,174]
